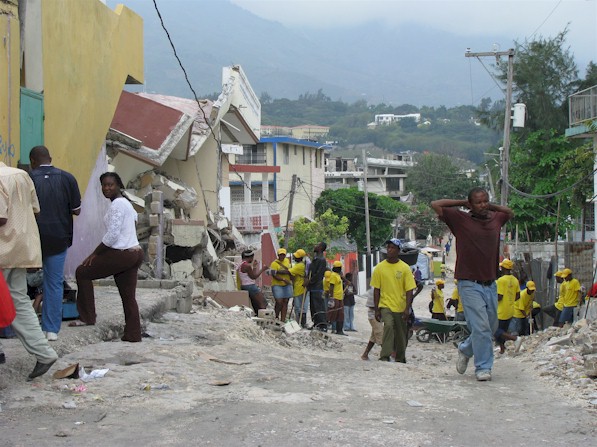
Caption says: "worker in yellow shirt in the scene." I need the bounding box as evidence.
[289,249,308,327]
[511,281,536,335]
[495,259,519,353]
[326,261,345,335]
[559,268,581,326]
[446,280,465,321]
[430,279,447,320]
[270,248,292,322]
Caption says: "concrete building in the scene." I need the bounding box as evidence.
[261,124,330,140]
[373,113,422,126]
[325,152,416,200]
[566,84,597,244]
[1,0,143,275]
[229,137,327,239]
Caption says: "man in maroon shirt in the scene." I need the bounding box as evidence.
[431,187,513,381]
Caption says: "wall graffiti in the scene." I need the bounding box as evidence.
[0,133,16,165]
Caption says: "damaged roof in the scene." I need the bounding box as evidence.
[108,91,197,166]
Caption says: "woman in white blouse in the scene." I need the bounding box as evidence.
[69,172,144,342]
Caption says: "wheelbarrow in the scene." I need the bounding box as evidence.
[415,317,470,345]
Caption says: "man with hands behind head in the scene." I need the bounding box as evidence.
[431,187,513,382]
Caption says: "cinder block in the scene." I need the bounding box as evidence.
[149,214,160,227]
[150,201,163,214]
[151,190,164,201]
[258,309,275,319]
[283,320,301,335]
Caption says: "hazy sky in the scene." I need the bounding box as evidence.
[231,0,596,65]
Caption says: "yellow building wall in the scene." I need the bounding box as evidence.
[0,1,20,166]
[41,0,143,194]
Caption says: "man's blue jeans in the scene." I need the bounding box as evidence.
[457,280,498,373]
[41,250,68,334]
[343,305,355,330]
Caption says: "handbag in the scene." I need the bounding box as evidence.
[0,270,16,328]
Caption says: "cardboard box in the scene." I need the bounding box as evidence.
[204,291,251,309]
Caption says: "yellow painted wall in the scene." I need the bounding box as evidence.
[0,1,20,166]
[41,0,143,194]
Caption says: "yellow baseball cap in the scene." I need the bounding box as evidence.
[526,281,536,291]
[324,271,332,278]
[435,279,445,286]
[333,260,343,268]
[500,259,513,270]
[277,248,287,255]
[554,271,562,277]
[293,249,306,258]
[562,268,572,276]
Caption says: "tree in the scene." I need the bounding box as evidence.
[404,153,479,204]
[507,130,591,241]
[498,29,578,134]
[287,209,349,255]
[401,204,447,240]
[314,188,408,252]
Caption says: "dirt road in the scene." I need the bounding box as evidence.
[1,294,596,447]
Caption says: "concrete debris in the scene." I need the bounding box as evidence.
[510,318,597,404]
[123,168,249,298]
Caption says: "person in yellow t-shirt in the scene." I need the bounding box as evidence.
[430,279,447,320]
[371,239,416,363]
[495,259,520,353]
[559,268,581,326]
[511,281,536,335]
[270,248,292,322]
[446,280,465,321]
[289,249,308,327]
[326,261,345,335]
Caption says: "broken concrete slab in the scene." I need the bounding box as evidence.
[546,334,573,347]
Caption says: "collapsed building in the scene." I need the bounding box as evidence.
[95,66,266,305]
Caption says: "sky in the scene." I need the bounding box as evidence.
[230,0,597,66]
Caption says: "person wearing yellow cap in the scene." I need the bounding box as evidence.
[495,259,520,353]
[431,187,513,382]
[289,249,308,327]
[446,280,465,322]
[512,281,536,336]
[430,280,447,320]
[326,261,346,335]
[270,248,292,322]
[370,238,417,362]
[543,271,566,326]
[559,268,581,326]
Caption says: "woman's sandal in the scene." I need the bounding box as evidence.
[68,320,89,327]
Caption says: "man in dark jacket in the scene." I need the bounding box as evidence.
[308,242,328,331]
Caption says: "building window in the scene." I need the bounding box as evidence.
[283,144,289,165]
[302,147,305,165]
[237,144,266,164]
[294,145,297,156]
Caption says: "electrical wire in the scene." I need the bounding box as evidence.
[506,167,596,200]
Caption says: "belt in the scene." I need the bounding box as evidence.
[461,279,494,286]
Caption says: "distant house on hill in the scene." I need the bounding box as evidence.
[371,113,422,127]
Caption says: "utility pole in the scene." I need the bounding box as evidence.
[284,174,298,250]
[466,48,515,205]
[362,149,372,256]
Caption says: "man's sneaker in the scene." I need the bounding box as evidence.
[514,336,523,353]
[45,332,58,341]
[476,370,492,381]
[456,350,470,374]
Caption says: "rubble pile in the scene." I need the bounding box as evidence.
[514,319,597,404]
[124,170,243,283]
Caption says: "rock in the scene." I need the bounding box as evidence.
[546,334,573,347]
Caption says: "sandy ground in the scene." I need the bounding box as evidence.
[1,283,596,447]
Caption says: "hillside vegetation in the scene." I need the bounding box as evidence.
[261,90,500,164]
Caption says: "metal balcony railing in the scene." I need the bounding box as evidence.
[569,85,597,127]
[231,202,279,232]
